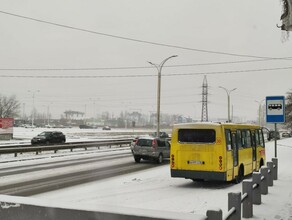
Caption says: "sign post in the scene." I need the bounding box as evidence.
[266,96,285,158]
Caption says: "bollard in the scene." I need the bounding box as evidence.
[228,192,241,220]
[252,172,262,205]
[242,180,253,218]
[206,209,222,220]
[267,162,274,187]
[260,166,268,195]
[272,158,278,180]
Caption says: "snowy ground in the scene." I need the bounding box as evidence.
[1,128,292,219]
[32,139,292,219]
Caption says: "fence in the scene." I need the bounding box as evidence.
[206,158,278,220]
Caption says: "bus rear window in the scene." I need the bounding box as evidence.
[178,129,216,143]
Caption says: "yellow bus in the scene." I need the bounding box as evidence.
[170,122,265,183]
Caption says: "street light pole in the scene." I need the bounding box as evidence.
[219,86,237,122]
[28,90,40,127]
[148,55,177,138]
[255,99,265,126]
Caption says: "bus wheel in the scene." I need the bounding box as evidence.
[235,166,244,184]
[259,159,264,168]
[157,154,163,164]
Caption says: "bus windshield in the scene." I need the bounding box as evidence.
[178,129,216,143]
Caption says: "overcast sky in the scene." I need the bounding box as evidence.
[1,0,292,121]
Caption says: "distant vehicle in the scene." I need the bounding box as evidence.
[282,132,291,138]
[102,126,111,130]
[79,125,97,129]
[31,131,66,145]
[150,131,169,139]
[131,136,170,164]
[24,124,36,129]
[267,131,280,141]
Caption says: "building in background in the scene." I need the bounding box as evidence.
[0,118,14,140]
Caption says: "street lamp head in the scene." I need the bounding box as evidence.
[219,86,237,94]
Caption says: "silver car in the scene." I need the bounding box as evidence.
[131,136,170,164]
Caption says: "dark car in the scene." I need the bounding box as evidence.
[131,136,170,164]
[31,131,66,145]
[102,126,111,130]
[79,124,97,129]
[282,132,291,138]
[267,131,280,141]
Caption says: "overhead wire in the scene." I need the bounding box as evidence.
[1,57,292,71]
[0,66,291,78]
[0,10,291,60]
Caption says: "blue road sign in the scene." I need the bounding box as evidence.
[266,96,285,123]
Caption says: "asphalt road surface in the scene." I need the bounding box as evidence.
[0,148,158,196]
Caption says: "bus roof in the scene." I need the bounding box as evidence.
[172,122,261,129]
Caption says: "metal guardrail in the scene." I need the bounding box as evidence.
[0,139,132,157]
[206,158,278,220]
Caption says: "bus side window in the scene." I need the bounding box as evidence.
[241,130,247,148]
[240,130,251,148]
[231,133,236,150]
[255,130,260,146]
[225,129,232,151]
[246,130,252,148]
[258,129,265,147]
[251,131,256,147]
[236,130,243,148]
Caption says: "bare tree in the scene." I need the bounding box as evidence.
[285,90,292,129]
[0,94,20,118]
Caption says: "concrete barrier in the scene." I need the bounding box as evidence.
[0,195,206,220]
[206,158,278,220]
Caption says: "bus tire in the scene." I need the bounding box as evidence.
[259,159,264,169]
[235,165,244,184]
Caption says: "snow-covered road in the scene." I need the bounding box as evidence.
[1,127,292,219]
[31,138,292,219]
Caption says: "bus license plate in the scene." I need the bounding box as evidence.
[188,160,203,165]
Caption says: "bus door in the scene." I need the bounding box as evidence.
[251,131,257,170]
[225,129,237,180]
[232,132,238,167]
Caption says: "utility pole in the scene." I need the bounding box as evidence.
[28,90,40,127]
[201,75,209,122]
